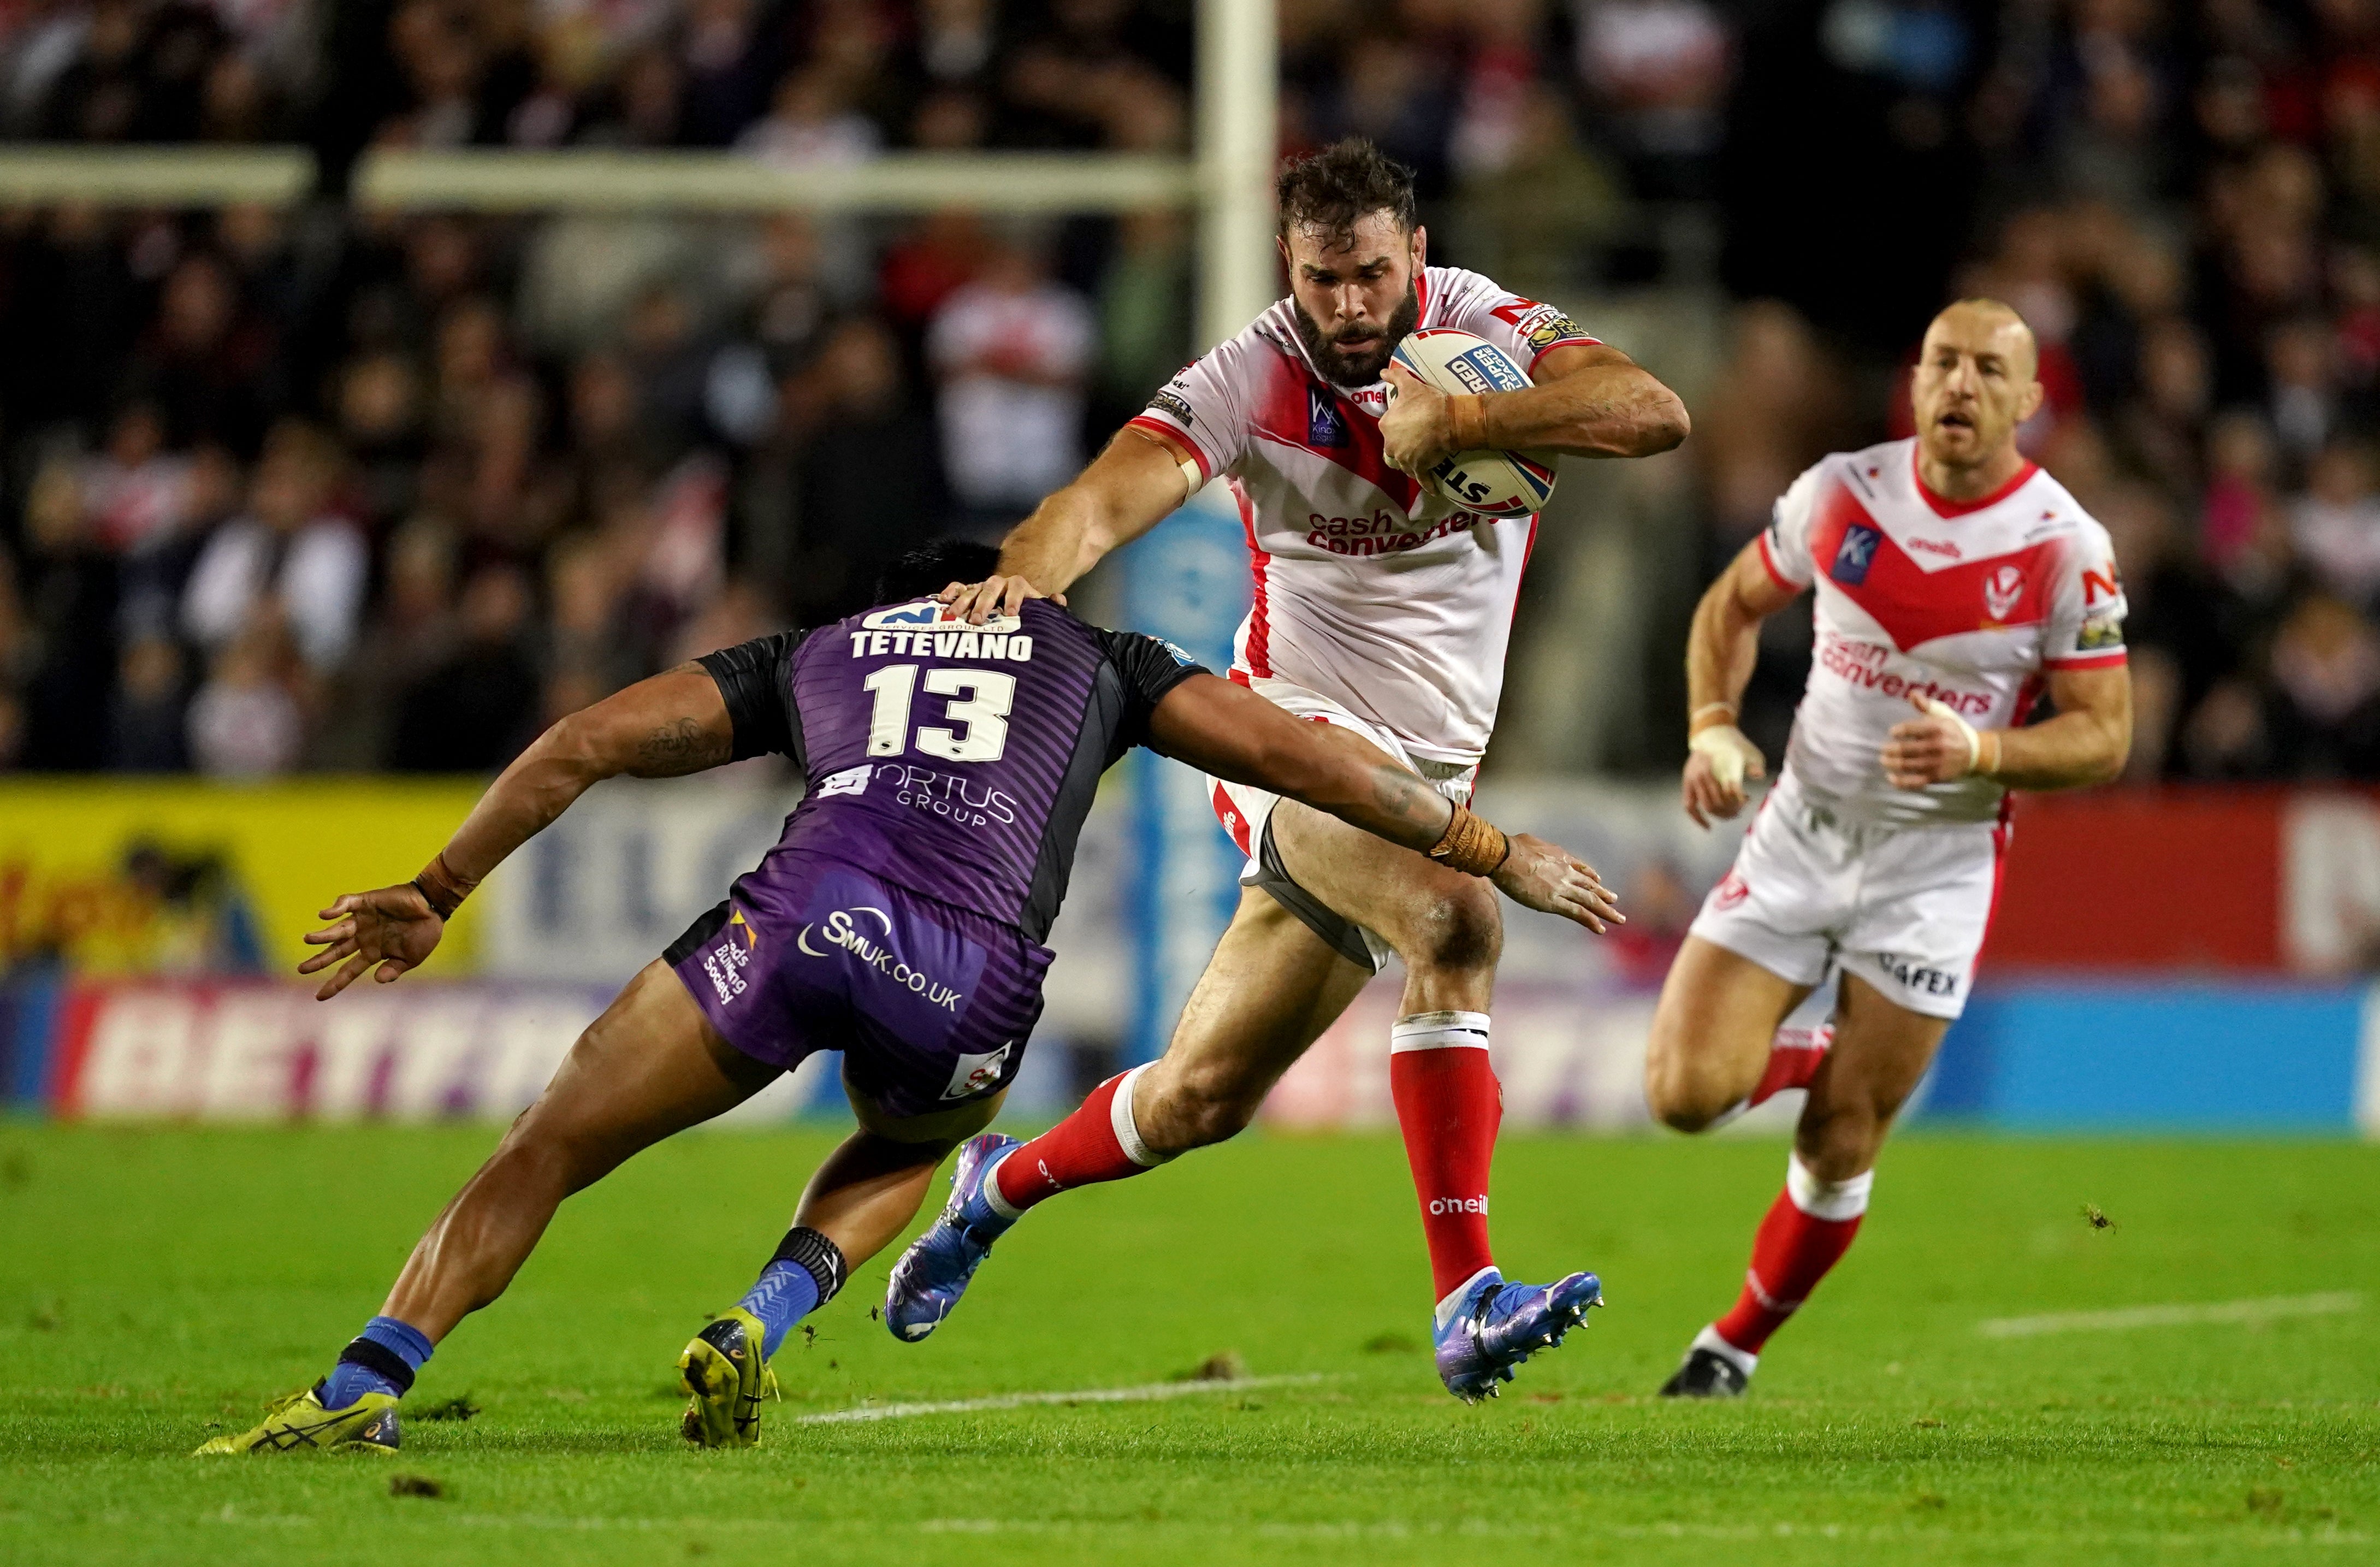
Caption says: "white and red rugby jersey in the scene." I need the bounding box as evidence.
[1127,267,1597,764]
[1761,438,2129,825]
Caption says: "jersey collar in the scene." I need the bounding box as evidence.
[1912,446,2038,518]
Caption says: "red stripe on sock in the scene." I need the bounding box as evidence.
[1713,1187,1863,1354]
[1389,1045,1502,1300]
[992,1072,1149,1213]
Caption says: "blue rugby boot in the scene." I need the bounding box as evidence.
[885,1132,1022,1342]
[1432,1267,1604,1402]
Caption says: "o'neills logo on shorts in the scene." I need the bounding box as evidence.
[797,906,965,1011]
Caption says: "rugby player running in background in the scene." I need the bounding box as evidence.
[1646,300,2132,1397]
[891,139,1689,1400]
[197,541,1618,1455]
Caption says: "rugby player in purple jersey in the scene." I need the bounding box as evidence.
[197,541,1620,1455]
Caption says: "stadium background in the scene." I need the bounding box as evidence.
[1,0,2378,1141]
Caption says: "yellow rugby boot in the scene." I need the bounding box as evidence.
[678,1307,779,1448]
[194,1383,401,1455]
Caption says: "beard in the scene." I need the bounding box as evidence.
[1292,281,1421,387]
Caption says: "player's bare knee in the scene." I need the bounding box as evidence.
[1400,882,1501,978]
[1138,1063,1261,1152]
[1645,1055,1740,1134]
[1793,1103,1881,1182]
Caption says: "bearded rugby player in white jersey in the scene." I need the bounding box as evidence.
[882,138,1689,1402]
[1645,299,2134,1398]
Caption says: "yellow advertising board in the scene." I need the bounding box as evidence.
[0,779,487,977]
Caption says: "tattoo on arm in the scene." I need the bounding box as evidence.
[1369,764,1454,847]
[635,716,727,776]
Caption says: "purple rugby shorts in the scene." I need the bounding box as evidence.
[664,852,1051,1121]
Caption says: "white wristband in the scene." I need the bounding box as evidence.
[1179,456,1204,498]
[1920,699,1982,774]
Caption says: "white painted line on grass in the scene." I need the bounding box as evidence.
[1977,1291,2363,1338]
[794,1373,1325,1425]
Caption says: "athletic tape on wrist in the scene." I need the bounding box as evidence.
[1426,804,1511,877]
[1447,394,1489,452]
[767,1225,849,1305]
[1919,699,1984,776]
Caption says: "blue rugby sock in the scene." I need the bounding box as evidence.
[740,1262,821,1359]
[321,1315,434,1408]
[738,1227,848,1358]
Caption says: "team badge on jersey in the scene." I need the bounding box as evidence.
[1982,564,2024,622]
[1830,522,1881,586]
[1307,386,1348,448]
[2078,608,2126,649]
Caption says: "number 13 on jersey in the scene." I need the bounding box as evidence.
[862,663,1016,762]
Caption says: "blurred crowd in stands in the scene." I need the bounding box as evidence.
[0,0,2374,780]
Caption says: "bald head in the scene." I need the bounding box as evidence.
[1932,298,2039,379]
[1912,298,2044,482]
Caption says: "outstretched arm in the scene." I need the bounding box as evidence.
[1144,673,1625,932]
[1380,342,1690,475]
[299,666,735,998]
[1680,540,1802,827]
[943,425,1194,624]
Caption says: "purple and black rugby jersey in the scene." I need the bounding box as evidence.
[696,598,1205,942]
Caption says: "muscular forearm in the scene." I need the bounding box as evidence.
[995,430,1187,597]
[1685,580,1762,722]
[1475,365,1690,459]
[993,489,1111,599]
[1985,709,2128,790]
[436,669,732,893]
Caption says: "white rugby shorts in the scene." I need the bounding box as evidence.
[1207,673,1478,973]
[1687,771,2011,1020]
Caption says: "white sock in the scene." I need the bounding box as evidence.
[1694,1322,1759,1376]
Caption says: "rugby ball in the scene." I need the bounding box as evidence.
[1387,328,1558,519]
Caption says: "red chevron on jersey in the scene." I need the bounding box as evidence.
[1248,371,1423,511]
[1807,478,2053,653]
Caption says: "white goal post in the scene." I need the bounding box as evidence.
[0,0,1277,350]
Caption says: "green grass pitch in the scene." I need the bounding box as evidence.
[1,1122,2375,1565]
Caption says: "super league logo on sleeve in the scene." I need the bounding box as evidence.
[1830,522,1881,586]
[1307,386,1349,448]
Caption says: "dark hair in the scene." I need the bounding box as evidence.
[1277,139,1417,241]
[875,539,1002,604]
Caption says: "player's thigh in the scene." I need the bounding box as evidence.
[845,1079,1008,1146]
[1268,796,1501,971]
[1643,935,1813,1125]
[1144,887,1372,1120]
[513,960,779,1174]
[1797,972,1950,1178]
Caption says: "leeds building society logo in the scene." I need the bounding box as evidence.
[798,906,966,1012]
[1983,564,2025,622]
[700,909,760,1006]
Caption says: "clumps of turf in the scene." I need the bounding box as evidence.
[2081,1203,2116,1231]
[1361,1332,1419,1355]
[26,1300,62,1332]
[1181,1351,1247,1382]
[413,1394,481,1423]
[388,1474,445,1499]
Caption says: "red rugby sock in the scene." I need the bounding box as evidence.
[1748,1022,1833,1109]
[1388,1012,1502,1305]
[1713,1154,1871,1356]
[989,1067,1164,1216]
